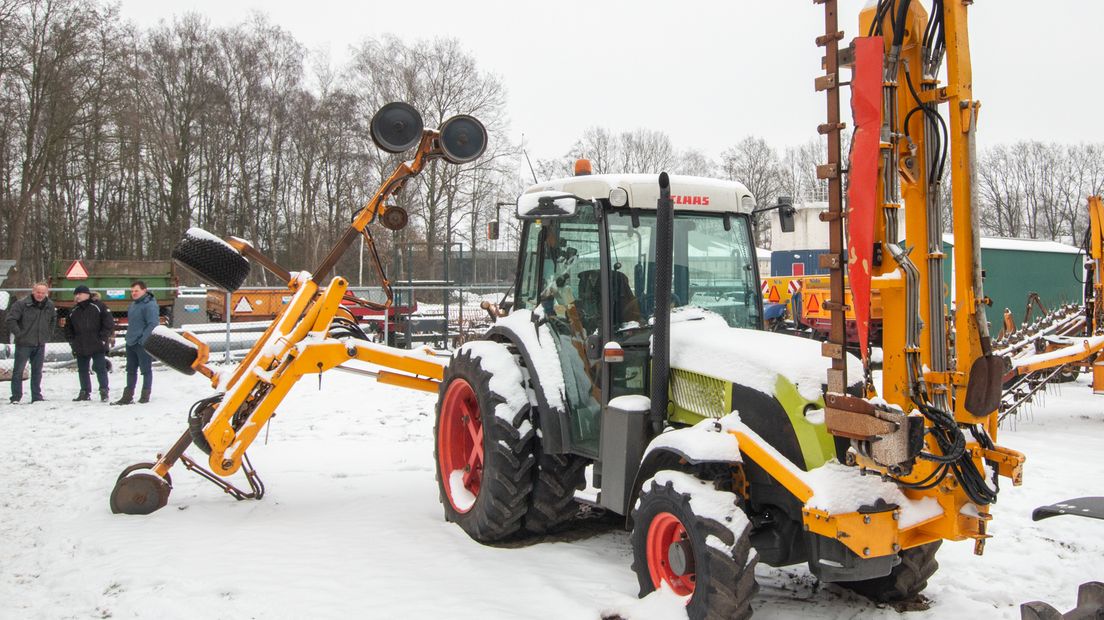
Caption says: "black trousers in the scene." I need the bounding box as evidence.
[76,352,109,393]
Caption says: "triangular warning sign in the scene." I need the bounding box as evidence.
[806,294,820,313]
[767,285,781,303]
[65,260,89,280]
[233,296,254,313]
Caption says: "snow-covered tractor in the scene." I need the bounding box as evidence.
[434,168,959,619]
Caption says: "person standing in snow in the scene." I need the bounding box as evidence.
[6,282,56,403]
[112,281,158,405]
[64,285,114,402]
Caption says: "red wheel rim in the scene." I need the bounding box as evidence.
[646,511,695,596]
[437,379,484,513]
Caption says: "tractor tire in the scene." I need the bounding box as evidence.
[434,345,535,543]
[836,540,941,603]
[172,228,250,292]
[144,328,198,375]
[523,447,587,536]
[631,471,758,620]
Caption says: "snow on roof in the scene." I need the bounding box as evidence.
[942,233,1082,255]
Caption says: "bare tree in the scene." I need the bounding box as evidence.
[3,0,103,283]
[721,136,783,246]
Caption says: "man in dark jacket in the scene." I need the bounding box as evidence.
[64,285,114,402]
[6,282,56,403]
[113,280,158,405]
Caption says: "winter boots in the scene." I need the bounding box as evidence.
[111,388,148,405]
[111,388,135,406]
[73,391,91,402]
[99,389,109,402]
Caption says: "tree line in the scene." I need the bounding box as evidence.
[0,0,521,287]
[1,0,1101,288]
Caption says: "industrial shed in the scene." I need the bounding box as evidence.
[942,234,1084,328]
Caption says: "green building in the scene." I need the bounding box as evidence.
[942,234,1083,328]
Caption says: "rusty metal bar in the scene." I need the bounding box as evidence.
[818,0,849,393]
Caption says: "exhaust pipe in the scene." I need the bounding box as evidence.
[650,172,673,435]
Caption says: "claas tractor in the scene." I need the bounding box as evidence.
[438,166,951,619]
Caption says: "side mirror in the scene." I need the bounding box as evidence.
[777,197,795,233]
[516,191,584,220]
[487,220,500,241]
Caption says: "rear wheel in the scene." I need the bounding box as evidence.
[434,345,535,542]
[836,541,941,602]
[631,471,758,620]
[524,448,587,536]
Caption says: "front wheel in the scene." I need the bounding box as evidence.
[631,471,758,620]
[434,343,535,543]
[836,541,941,603]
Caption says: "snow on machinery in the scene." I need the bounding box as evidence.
[105,6,1104,620]
[108,102,487,513]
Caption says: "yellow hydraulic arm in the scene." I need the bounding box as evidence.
[110,106,486,514]
[817,0,1023,554]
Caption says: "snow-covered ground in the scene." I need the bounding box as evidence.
[1,364,1102,619]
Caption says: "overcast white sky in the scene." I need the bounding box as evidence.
[116,1,1103,164]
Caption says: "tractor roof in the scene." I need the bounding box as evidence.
[522,173,756,214]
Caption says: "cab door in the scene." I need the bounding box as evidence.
[515,204,605,457]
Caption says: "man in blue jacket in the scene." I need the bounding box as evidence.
[112,281,158,405]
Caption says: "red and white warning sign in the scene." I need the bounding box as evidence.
[65,260,89,280]
[761,280,769,295]
[234,296,254,313]
[787,279,802,295]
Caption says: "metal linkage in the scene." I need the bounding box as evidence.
[178,452,266,501]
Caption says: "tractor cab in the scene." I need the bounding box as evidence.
[508,168,761,456]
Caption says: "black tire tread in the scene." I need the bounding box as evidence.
[434,347,535,543]
[144,330,198,375]
[523,450,588,536]
[172,229,250,292]
[630,474,758,620]
[837,540,941,603]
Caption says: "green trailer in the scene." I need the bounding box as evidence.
[48,260,177,329]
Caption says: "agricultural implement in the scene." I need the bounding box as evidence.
[109,102,487,514]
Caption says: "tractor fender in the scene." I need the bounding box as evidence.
[627,422,743,520]
[483,311,571,454]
